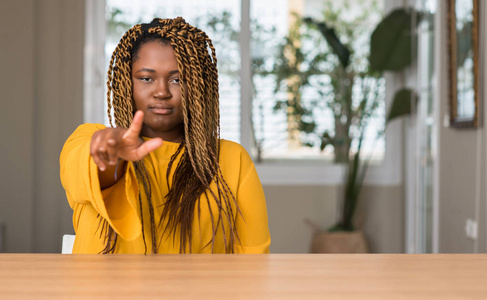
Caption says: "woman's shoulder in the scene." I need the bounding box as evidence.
[68,123,107,138]
[219,139,253,166]
[62,124,108,147]
[219,139,247,155]
[76,123,107,133]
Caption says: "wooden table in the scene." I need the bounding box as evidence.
[1,254,486,299]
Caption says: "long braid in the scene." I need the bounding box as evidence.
[102,17,241,254]
[134,160,158,254]
[163,18,240,252]
[106,26,142,128]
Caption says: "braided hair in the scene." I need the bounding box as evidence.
[102,17,240,254]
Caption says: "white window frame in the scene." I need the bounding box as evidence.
[83,0,106,124]
[84,0,402,186]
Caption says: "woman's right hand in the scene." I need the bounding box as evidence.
[90,110,163,172]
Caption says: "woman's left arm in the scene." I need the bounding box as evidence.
[234,150,271,254]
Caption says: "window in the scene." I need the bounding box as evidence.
[250,0,386,162]
[84,0,401,185]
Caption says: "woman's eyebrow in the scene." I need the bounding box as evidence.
[134,68,156,73]
[134,68,179,74]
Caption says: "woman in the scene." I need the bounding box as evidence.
[60,17,270,254]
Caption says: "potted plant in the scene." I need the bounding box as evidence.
[271,4,418,252]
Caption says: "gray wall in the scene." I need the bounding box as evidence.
[266,185,404,253]
[1,0,36,252]
[434,0,487,253]
[0,0,83,252]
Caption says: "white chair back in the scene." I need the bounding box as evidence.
[62,234,75,254]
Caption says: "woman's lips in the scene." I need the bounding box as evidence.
[150,106,173,115]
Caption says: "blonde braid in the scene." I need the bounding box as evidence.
[106,25,142,128]
[166,20,242,252]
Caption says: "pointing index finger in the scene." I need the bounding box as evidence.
[123,110,144,140]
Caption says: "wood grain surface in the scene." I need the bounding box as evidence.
[0,254,486,299]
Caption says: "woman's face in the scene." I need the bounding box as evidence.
[131,41,185,142]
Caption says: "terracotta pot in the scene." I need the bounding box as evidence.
[310,230,369,253]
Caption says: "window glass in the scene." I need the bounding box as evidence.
[250,0,385,161]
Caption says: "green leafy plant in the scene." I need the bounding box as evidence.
[331,7,420,232]
[272,2,385,164]
[273,4,418,232]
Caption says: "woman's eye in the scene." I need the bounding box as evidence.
[170,78,181,84]
[139,77,152,82]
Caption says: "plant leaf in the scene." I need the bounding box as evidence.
[303,18,351,68]
[387,88,417,123]
[320,132,332,151]
[369,8,414,71]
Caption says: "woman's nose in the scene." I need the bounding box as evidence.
[153,81,170,99]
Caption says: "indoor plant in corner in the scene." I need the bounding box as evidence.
[272,4,417,253]
[310,7,418,253]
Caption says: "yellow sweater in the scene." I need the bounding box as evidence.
[60,123,271,254]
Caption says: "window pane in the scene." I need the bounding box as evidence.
[105,0,241,143]
[250,0,385,161]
